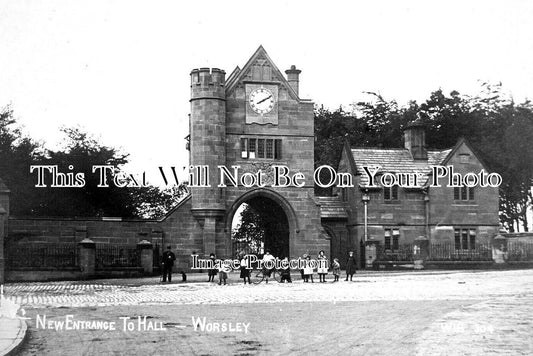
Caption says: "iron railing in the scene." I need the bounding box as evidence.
[429,242,492,261]
[376,243,415,262]
[95,245,140,269]
[507,241,533,261]
[5,243,78,269]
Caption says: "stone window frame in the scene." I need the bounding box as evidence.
[383,185,399,202]
[454,227,477,251]
[452,175,475,202]
[241,137,282,160]
[384,228,400,251]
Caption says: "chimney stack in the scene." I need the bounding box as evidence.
[285,65,301,96]
[403,120,427,160]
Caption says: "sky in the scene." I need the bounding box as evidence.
[1,0,533,184]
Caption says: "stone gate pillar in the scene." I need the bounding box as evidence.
[492,234,507,264]
[413,236,429,270]
[365,240,380,268]
[137,240,153,274]
[78,238,96,279]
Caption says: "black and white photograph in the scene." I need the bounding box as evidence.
[0,1,532,355]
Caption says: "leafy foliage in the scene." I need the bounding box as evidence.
[0,108,184,218]
[232,203,265,255]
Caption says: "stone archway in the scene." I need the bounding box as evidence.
[225,188,299,259]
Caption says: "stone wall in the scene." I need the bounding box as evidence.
[8,217,160,245]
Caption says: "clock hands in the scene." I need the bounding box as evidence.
[257,95,273,105]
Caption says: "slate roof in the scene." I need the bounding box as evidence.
[350,148,452,187]
[316,196,348,219]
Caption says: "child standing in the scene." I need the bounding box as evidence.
[279,257,292,283]
[300,254,307,280]
[317,250,328,283]
[303,255,314,283]
[240,255,251,284]
[218,260,231,285]
[332,258,341,282]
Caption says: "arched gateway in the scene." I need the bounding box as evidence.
[226,188,298,258]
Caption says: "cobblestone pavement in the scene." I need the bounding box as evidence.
[4,269,533,308]
[4,269,533,355]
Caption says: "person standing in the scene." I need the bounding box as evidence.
[218,259,231,285]
[162,245,176,283]
[300,254,307,280]
[207,253,217,282]
[279,257,292,283]
[345,251,357,281]
[262,251,276,284]
[240,255,251,285]
[303,254,314,283]
[332,258,341,282]
[317,250,328,283]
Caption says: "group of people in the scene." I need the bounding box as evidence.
[207,251,279,285]
[300,250,357,283]
[206,249,359,285]
[160,245,359,285]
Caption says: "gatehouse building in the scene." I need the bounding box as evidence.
[0,46,503,281]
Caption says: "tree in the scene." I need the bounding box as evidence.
[133,184,189,219]
[232,203,265,255]
[0,105,47,215]
[0,108,184,218]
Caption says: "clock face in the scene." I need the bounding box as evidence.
[249,88,275,114]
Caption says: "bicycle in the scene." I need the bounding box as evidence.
[252,267,280,284]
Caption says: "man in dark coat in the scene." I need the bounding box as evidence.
[161,245,176,283]
[345,251,357,281]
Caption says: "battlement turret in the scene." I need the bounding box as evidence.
[190,68,226,101]
[189,67,227,217]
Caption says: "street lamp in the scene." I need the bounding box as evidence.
[362,191,370,242]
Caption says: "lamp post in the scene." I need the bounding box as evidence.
[424,194,430,239]
[362,192,370,242]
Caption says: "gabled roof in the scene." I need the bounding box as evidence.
[225,45,301,101]
[225,66,241,88]
[349,147,452,187]
[316,196,348,219]
[440,137,492,171]
[159,193,191,221]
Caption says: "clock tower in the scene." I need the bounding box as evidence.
[185,46,328,261]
